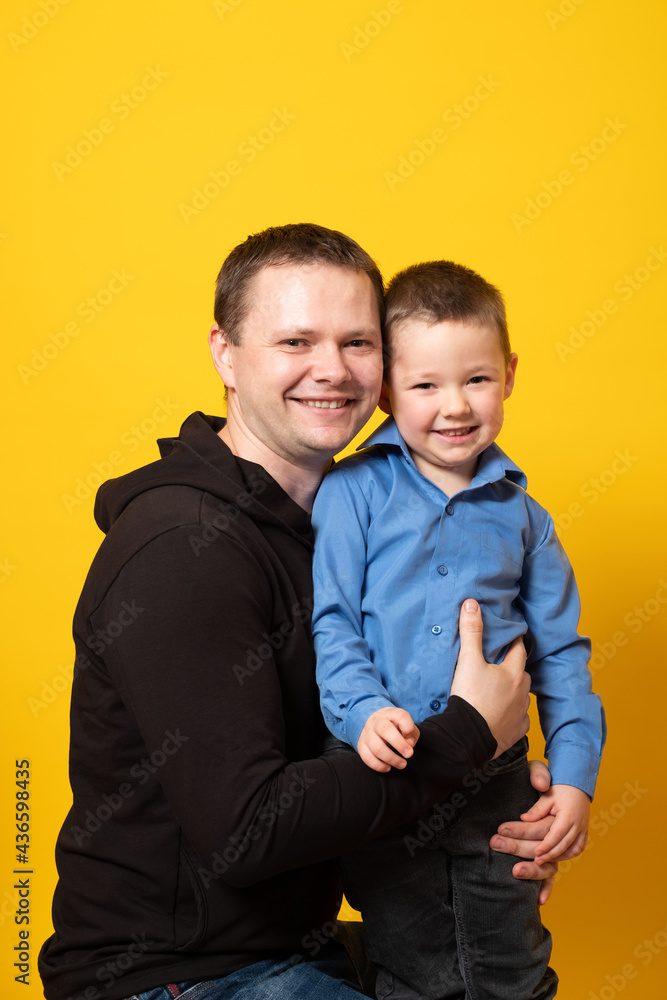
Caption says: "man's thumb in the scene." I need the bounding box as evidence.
[458,599,484,655]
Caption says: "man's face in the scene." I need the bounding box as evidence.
[213,263,383,469]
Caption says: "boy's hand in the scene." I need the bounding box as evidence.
[357,707,420,772]
[516,783,591,865]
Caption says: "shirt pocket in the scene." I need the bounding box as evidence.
[474,531,524,605]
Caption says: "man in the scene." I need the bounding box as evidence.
[40,224,560,1000]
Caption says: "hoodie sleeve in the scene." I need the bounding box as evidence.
[88,522,496,888]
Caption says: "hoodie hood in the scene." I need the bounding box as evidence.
[94,411,312,543]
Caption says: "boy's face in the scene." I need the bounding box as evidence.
[380,318,517,489]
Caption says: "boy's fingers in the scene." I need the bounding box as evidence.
[536,827,579,865]
[357,743,390,773]
[377,719,414,759]
[519,800,552,822]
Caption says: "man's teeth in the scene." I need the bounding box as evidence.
[303,399,347,409]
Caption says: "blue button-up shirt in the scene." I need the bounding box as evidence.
[312,418,606,797]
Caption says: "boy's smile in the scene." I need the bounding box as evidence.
[381,318,518,495]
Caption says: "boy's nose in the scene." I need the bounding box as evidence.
[439,388,471,417]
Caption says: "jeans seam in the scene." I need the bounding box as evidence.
[452,880,477,1000]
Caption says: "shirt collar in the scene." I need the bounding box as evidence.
[358,416,527,491]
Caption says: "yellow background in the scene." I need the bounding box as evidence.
[2,0,666,996]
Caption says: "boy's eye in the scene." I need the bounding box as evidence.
[468,376,488,384]
[413,383,435,390]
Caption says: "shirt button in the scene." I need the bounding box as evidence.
[431,625,442,635]
[430,699,441,712]
[437,564,448,576]
[445,505,454,516]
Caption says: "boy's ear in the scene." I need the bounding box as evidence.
[378,381,393,415]
[503,354,518,401]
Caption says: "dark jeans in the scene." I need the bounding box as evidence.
[341,739,558,1000]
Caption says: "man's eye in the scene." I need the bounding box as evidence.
[282,339,305,347]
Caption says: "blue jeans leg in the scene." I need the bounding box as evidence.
[341,740,558,1000]
[125,941,366,999]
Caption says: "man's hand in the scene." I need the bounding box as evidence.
[357,707,420,773]
[449,599,530,758]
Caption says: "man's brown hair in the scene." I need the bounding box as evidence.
[214,223,384,343]
[384,260,511,367]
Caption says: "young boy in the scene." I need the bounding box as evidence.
[311,261,606,999]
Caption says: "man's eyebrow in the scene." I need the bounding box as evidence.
[272,326,381,338]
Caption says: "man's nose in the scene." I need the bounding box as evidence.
[310,344,351,383]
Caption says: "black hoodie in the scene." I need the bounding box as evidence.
[39,412,496,1000]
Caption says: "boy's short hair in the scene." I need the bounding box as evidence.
[214,222,385,344]
[384,260,511,367]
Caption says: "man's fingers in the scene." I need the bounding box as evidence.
[496,817,554,841]
[512,859,558,881]
[528,759,552,793]
[502,634,528,673]
[538,875,555,906]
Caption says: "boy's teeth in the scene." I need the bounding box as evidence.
[304,399,347,408]
[444,427,471,436]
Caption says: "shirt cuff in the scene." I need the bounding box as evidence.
[547,742,602,799]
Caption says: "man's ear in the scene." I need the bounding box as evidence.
[208,324,235,388]
[379,381,393,415]
[503,354,518,401]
